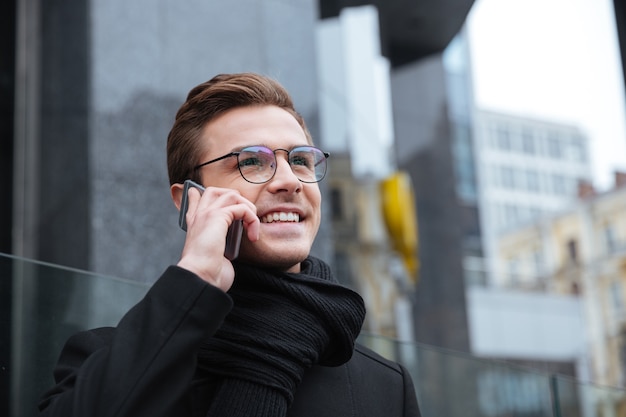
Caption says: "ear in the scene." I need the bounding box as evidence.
[170,183,185,211]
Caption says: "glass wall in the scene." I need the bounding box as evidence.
[1,253,149,417]
[2,252,626,417]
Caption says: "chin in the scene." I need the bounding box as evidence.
[237,240,310,272]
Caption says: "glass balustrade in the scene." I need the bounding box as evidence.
[2,252,626,417]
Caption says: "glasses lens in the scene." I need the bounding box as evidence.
[290,146,327,183]
[236,146,328,183]
[237,146,276,183]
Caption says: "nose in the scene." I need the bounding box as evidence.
[268,151,301,193]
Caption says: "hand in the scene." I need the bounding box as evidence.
[177,186,260,291]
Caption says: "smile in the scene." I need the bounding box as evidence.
[261,212,301,223]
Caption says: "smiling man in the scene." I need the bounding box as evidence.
[173,104,322,277]
[39,73,421,417]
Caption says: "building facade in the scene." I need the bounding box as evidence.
[497,175,626,387]
[474,109,593,287]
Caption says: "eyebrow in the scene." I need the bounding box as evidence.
[231,143,311,152]
[231,144,266,152]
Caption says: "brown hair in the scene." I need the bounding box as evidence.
[166,73,313,185]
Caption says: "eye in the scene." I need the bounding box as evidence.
[239,155,264,167]
[290,155,311,167]
[238,147,274,170]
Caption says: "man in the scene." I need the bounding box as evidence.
[39,73,421,416]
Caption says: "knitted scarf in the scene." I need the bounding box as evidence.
[197,256,366,416]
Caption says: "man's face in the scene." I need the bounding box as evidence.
[196,105,322,272]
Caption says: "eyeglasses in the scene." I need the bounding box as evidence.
[194,145,330,184]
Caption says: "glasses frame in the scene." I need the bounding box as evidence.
[193,145,330,184]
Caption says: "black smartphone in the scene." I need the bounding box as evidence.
[179,179,243,260]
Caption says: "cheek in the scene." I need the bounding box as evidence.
[238,186,263,204]
[307,188,322,222]
[201,171,259,198]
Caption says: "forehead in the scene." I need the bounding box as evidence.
[200,105,309,155]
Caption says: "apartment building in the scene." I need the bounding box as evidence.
[497,175,626,386]
[473,110,593,287]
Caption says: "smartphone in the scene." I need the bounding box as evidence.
[179,179,243,260]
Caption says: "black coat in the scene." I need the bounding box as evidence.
[39,266,421,417]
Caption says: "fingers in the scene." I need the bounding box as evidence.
[178,186,258,290]
[181,186,259,267]
[189,187,259,236]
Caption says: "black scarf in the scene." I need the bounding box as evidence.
[197,256,366,416]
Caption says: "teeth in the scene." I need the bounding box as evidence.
[262,212,300,223]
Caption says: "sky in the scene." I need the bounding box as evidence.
[466,0,626,191]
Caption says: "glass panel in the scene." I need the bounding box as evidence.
[359,334,554,417]
[359,333,626,417]
[554,374,626,417]
[1,253,149,417]
[4,252,626,417]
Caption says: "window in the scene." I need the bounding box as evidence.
[507,257,520,285]
[611,281,624,313]
[532,248,544,277]
[604,224,617,254]
[501,166,515,189]
[547,134,562,159]
[552,174,567,195]
[495,204,507,230]
[568,137,586,162]
[526,170,540,192]
[566,177,577,196]
[529,207,542,220]
[497,127,512,151]
[504,204,519,226]
[567,239,578,263]
[521,130,535,154]
[488,125,500,149]
[490,166,500,187]
[520,206,532,224]
[330,187,344,221]
[452,126,477,201]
